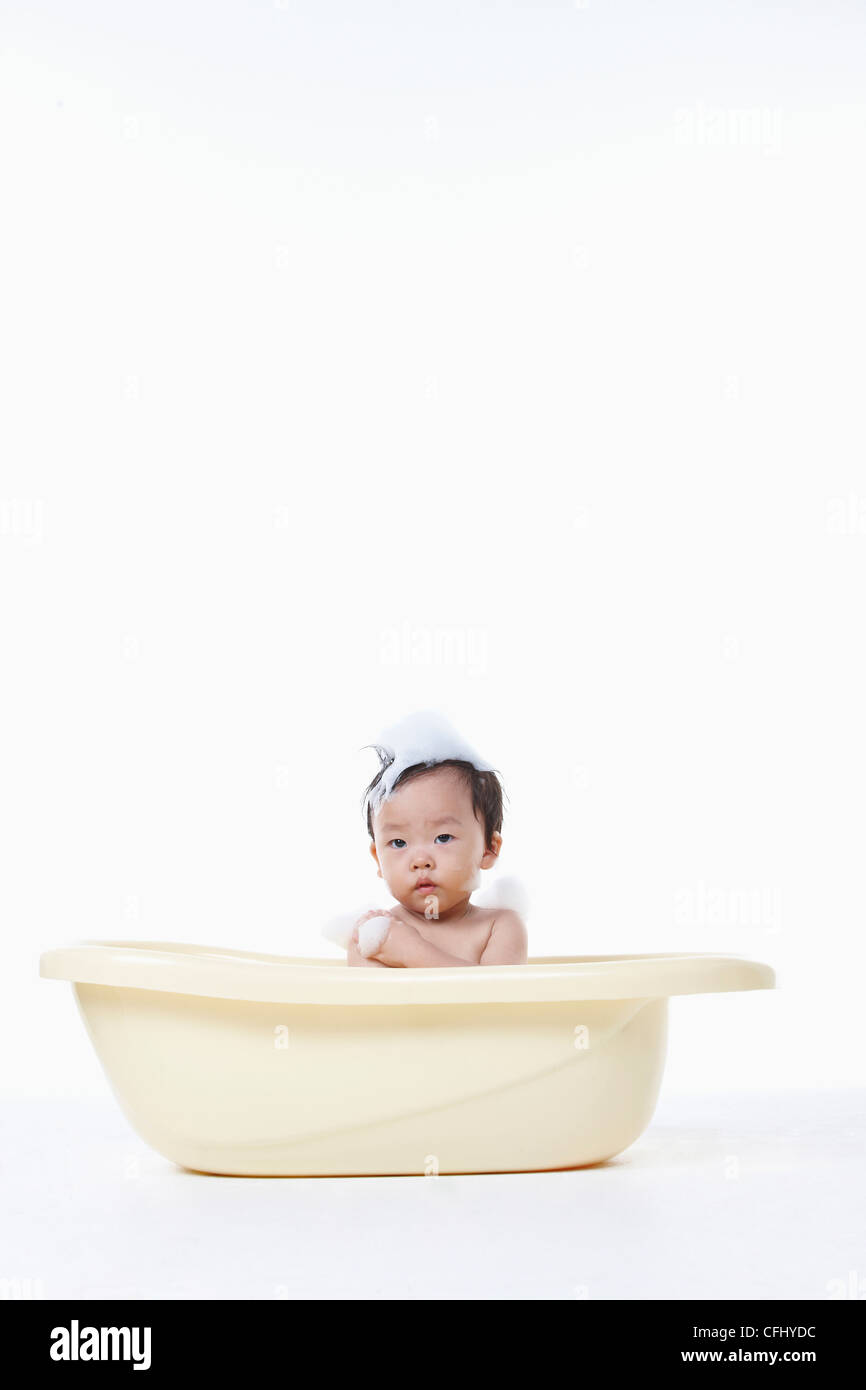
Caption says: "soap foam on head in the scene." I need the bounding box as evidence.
[362,709,496,823]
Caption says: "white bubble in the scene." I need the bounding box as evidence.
[362,710,495,821]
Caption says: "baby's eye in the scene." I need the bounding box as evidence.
[434,833,453,844]
[388,838,407,849]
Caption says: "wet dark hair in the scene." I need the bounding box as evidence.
[363,756,506,851]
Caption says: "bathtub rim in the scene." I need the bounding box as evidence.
[39,939,776,1006]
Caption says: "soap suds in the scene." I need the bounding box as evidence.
[470,873,531,921]
[320,912,394,955]
[320,914,361,951]
[362,709,495,822]
[356,915,393,957]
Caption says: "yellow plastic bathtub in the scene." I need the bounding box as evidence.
[39,941,775,1176]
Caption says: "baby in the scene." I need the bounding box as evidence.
[326,712,528,969]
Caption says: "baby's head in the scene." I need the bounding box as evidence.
[361,714,505,917]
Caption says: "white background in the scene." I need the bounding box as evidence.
[3,0,865,1107]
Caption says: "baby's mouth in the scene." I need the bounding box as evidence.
[415,882,437,894]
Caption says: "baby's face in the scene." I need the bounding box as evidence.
[370,766,499,916]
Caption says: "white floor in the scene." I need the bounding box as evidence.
[2,1088,863,1301]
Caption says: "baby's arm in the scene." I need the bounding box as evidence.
[347,937,389,968]
[346,911,393,968]
[479,910,529,965]
[350,909,474,969]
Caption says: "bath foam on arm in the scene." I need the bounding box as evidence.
[355,916,393,958]
[320,913,393,957]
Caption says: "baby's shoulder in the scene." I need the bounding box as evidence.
[472,903,523,926]
[470,903,498,922]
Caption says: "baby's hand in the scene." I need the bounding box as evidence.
[352,909,398,959]
[367,915,423,968]
[352,909,421,967]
